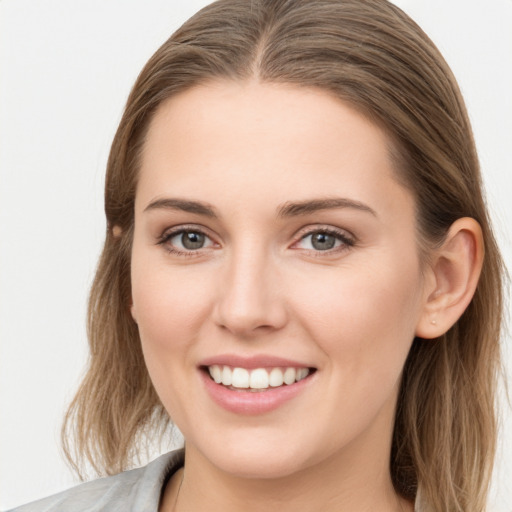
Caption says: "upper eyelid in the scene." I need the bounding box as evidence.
[158,224,353,236]
[156,223,356,249]
[290,226,356,255]
[157,225,218,251]
[159,224,215,239]
[293,224,355,241]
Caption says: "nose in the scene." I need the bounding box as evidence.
[212,246,288,338]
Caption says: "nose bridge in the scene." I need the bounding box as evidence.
[214,240,287,336]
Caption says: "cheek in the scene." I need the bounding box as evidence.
[130,261,217,403]
[132,264,212,344]
[288,253,422,378]
[130,262,214,417]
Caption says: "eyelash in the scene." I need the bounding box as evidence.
[156,225,356,257]
[157,225,217,258]
[293,227,355,256]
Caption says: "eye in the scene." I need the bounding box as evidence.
[294,228,354,252]
[158,228,216,255]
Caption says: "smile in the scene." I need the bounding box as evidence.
[199,355,317,414]
[207,365,311,391]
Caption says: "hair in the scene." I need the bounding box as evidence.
[62,1,505,510]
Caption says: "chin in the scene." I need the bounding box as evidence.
[190,432,315,480]
[213,451,308,480]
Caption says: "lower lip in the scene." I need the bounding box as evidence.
[200,370,313,415]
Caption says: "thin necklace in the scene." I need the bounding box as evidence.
[171,472,184,512]
[172,473,407,512]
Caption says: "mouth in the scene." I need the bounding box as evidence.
[199,357,317,414]
[201,365,316,392]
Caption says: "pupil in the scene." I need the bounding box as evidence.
[182,232,205,250]
[312,232,335,250]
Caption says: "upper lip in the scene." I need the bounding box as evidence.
[199,354,314,370]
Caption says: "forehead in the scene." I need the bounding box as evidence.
[137,80,413,220]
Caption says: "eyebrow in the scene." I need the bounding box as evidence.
[277,198,377,218]
[143,197,377,218]
[144,198,217,217]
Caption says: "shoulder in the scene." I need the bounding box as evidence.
[7,450,184,512]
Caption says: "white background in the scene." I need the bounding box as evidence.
[0,0,511,509]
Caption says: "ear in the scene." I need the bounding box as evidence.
[112,225,123,238]
[415,217,484,339]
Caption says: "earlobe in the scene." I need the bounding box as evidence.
[415,217,484,339]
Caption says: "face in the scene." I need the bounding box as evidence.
[130,81,429,480]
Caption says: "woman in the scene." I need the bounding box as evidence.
[7,0,506,511]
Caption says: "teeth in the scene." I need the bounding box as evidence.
[210,365,222,383]
[221,365,232,386]
[207,365,311,390]
[283,367,296,385]
[231,368,249,388]
[250,368,269,389]
[297,368,309,381]
[269,367,284,387]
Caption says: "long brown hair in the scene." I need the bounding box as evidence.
[62,1,505,510]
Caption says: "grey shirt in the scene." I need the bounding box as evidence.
[8,450,420,511]
[7,450,184,512]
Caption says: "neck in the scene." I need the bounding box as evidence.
[162,437,414,512]
[161,386,413,512]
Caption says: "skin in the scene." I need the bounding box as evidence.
[129,81,482,512]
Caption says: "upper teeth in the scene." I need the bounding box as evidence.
[208,365,310,390]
